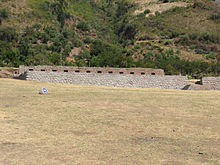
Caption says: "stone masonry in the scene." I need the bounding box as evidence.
[20,71,189,89]
[18,65,165,76]
[15,66,220,90]
[201,77,220,90]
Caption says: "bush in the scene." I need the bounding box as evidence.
[137,13,145,17]
[77,21,90,31]
[134,44,141,50]
[210,13,220,21]
[195,49,209,54]
[144,9,151,14]
[164,48,174,55]
[0,8,9,24]
[193,1,210,9]
[155,11,161,16]
[205,53,216,59]
[84,37,93,44]
[0,8,9,19]
[117,23,137,40]
[0,27,17,42]
[39,0,52,10]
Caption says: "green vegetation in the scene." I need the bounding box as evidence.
[210,12,220,22]
[77,21,90,31]
[0,8,9,24]
[0,0,219,76]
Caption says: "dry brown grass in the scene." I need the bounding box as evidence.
[0,79,220,165]
[0,68,16,78]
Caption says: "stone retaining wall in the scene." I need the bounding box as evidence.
[20,71,189,89]
[201,77,220,90]
[19,65,165,76]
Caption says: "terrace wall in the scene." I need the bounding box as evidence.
[19,65,165,76]
[19,71,189,89]
[201,77,220,90]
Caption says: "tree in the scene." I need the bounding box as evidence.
[0,27,17,42]
[0,8,9,25]
[50,0,69,29]
[106,0,113,7]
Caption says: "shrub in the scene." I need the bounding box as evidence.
[193,1,210,9]
[144,9,151,14]
[117,23,137,40]
[39,0,52,10]
[0,8,9,24]
[0,8,9,19]
[195,49,209,54]
[137,13,145,17]
[134,44,141,50]
[155,11,161,16]
[77,21,90,31]
[164,48,174,55]
[205,53,216,59]
[84,37,93,44]
[210,13,220,21]
[0,26,17,42]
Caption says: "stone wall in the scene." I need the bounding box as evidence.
[19,65,165,76]
[201,77,220,90]
[20,71,189,89]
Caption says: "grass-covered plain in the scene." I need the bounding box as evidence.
[0,79,220,164]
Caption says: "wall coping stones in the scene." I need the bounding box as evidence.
[19,65,165,76]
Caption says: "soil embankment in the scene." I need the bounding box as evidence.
[0,68,18,78]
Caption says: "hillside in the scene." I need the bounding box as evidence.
[0,0,220,76]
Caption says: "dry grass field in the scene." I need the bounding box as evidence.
[0,79,220,165]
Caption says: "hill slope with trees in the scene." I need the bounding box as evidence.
[0,0,219,77]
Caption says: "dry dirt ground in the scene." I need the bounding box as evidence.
[0,79,220,165]
[133,0,189,16]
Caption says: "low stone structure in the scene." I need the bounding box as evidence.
[18,65,165,76]
[201,77,220,90]
[16,66,220,90]
[18,70,189,89]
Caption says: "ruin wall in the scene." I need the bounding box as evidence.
[201,77,220,90]
[19,71,189,89]
[19,65,165,76]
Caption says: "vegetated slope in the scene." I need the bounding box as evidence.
[0,0,220,76]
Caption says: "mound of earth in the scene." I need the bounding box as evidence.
[0,68,17,78]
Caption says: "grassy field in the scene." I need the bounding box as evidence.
[0,79,220,165]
